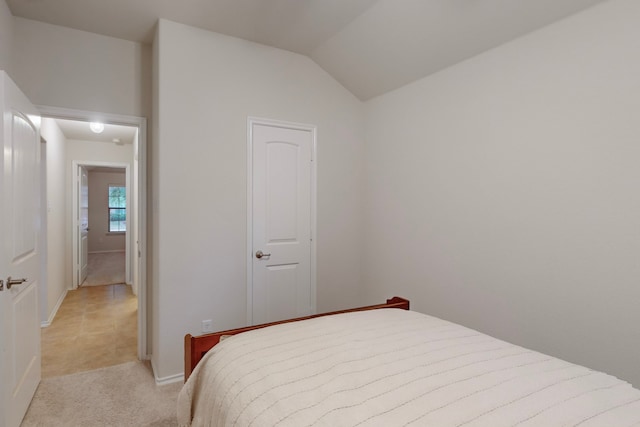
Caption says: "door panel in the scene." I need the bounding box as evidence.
[266,143,299,241]
[11,114,38,259]
[251,122,313,325]
[264,264,300,321]
[12,284,40,394]
[0,71,42,427]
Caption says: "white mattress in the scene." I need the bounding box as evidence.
[178,309,640,426]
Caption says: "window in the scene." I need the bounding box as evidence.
[108,185,126,232]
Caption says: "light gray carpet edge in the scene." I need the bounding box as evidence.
[21,361,182,427]
[83,252,126,287]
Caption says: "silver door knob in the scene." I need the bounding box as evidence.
[255,250,271,259]
[6,276,27,290]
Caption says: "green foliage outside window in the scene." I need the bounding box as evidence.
[109,186,126,232]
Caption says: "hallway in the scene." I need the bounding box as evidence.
[41,284,137,378]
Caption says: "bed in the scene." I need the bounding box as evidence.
[178,297,640,426]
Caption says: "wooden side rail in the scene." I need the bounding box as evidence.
[184,296,410,381]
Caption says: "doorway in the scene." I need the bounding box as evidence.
[73,163,130,290]
[81,166,127,288]
[38,106,147,365]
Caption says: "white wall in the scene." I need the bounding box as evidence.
[0,0,12,75]
[66,140,133,286]
[12,17,151,118]
[152,19,366,380]
[40,118,68,324]
[88,170,126,253]
[363,0,640,386]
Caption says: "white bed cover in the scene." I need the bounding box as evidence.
[178,309,640,426]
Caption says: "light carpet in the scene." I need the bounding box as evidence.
[84,252,126,286]
[22,361,182,427]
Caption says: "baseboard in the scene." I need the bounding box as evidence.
[151,358,184,386]
[88,249,126,254]
[41,289,68,328]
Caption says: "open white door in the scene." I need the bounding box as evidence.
[0,72,42,427]
[79,165,89,285]
[249,119,316,325]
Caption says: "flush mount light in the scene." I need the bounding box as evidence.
[89,122,104,133]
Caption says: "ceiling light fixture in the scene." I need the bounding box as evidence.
[89,122,104,133]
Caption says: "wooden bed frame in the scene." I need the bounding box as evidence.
[184,296,410,380]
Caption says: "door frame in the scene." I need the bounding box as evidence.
[37,105,148,360]
[246,117,317,326]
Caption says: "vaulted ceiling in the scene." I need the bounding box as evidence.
[7,0,607,100]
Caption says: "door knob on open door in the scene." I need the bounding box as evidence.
[6,276,27,290]
[255,250,271,259]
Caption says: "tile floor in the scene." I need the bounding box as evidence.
[41,284,138,378]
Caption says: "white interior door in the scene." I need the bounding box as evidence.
[250,120,315,325]
[0,72,42,427]
[79,166,89,285]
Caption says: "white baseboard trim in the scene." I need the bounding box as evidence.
[41,289,68,328]
[88,249,126,254]
[151,358,184,386]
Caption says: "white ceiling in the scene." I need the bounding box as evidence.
[7,0,607,100]
[54,118,137,144]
